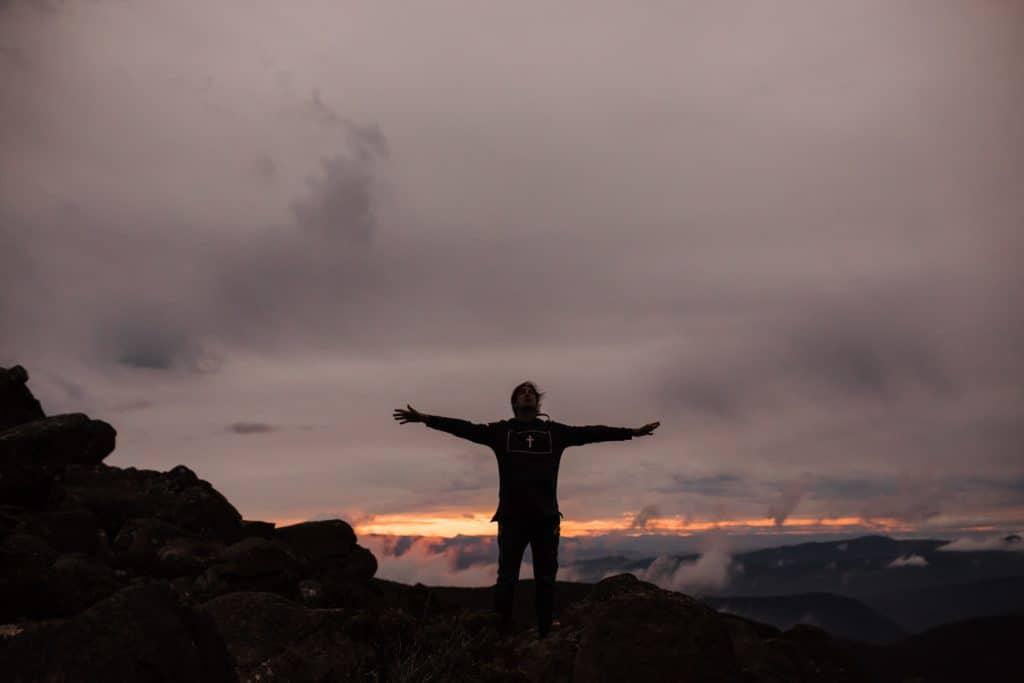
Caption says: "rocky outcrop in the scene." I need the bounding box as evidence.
[0,413,116,505]
[0,363,383,682]
[0,365,44,431]
[0,582,235,682]
[59,463,244,541]
[202,592,365,682]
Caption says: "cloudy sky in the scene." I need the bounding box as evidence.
[2,1,1022,583]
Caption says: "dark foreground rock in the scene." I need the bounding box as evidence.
[0,582,236,682]
[59,463,245,541]
[0,365,44,431]
[0,413,116,505]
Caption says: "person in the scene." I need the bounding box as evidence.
[392,381,660,639]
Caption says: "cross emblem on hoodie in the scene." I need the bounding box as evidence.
[526,434,534,448]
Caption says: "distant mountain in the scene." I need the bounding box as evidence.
[565,534,1024,601]
[853,612,1024,683]
[861,574,1024,632]
[705,593,906,643]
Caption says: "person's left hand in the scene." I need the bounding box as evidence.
[632,421,660,437]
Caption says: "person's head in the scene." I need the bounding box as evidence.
[511,381,545,418]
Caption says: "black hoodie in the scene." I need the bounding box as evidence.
[423,413,633,522]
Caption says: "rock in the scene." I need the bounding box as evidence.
[0,414,116,505]
[566,574,740,682]
[298,578,326,606]
[113,517,192,570]
[202,591,363,682]
[764,624,863,682]
[0,533,60,621]
[0,530,124,620]
[240,519,276,539]
[1,413,115,465]
[317,545,379,606]
[0,364,45,431]
[14,504,103,555]
[196,538,303,599]
[275,519,357,561]
[719,613,807,681]
[219,538,303,579]
[0,581,236,682]
[273,520,377,607]
[49,553,123,614]
[60,463,243,542]
[157,536,224,578]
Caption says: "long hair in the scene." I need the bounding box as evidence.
[510,381,546,410]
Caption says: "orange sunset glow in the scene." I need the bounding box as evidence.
[268,511,918,538]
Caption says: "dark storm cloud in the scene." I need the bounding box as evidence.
[811,478,896,500]
[661,377,743,421]
[659,284,962,422]
[96,306,223,373]
[442,474,492,493]
[785,301,957,400]
[227,422,277,435]
[653,474,746,498]
[1,0,1022,537]
[290,122,387,245]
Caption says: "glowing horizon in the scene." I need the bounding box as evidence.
[264,511,951,538]
[261,505,1024,539]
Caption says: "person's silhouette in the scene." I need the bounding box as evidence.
[393,381,660,639]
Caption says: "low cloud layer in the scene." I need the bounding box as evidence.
[887,554,928,568]
[362,535,503,587]
[939,534,1024,553]
[638,537,735,595]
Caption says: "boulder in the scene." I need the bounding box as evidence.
[196,538,303,599]
[1,413,115,465]
[157,536,224,578]
[274,519,377,607]
[113,517,190,564]
[202,591,364,682]
[566,574,740,682]
[0,533,60,620]
[240,519,276,540]
[317,545,379,606]
[0,364,45,431]
[275,519,357,561]
[0,414,116,505]
[49,553,123,614]
[0,531,123,620]
[0,581,236,682]
[763,624,864,682]
[13,504,103,555]
[60,463,243,541]
[218,537,303,579]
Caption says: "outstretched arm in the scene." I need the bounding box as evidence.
[393,404,494,446]
[561,420,660,447]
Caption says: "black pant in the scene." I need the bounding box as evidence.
[494,513,561,634]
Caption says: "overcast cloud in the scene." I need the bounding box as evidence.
[2,1,1022,542]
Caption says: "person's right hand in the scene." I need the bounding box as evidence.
[393,404,424,424]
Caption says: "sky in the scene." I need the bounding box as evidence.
[2,0,1022,585]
